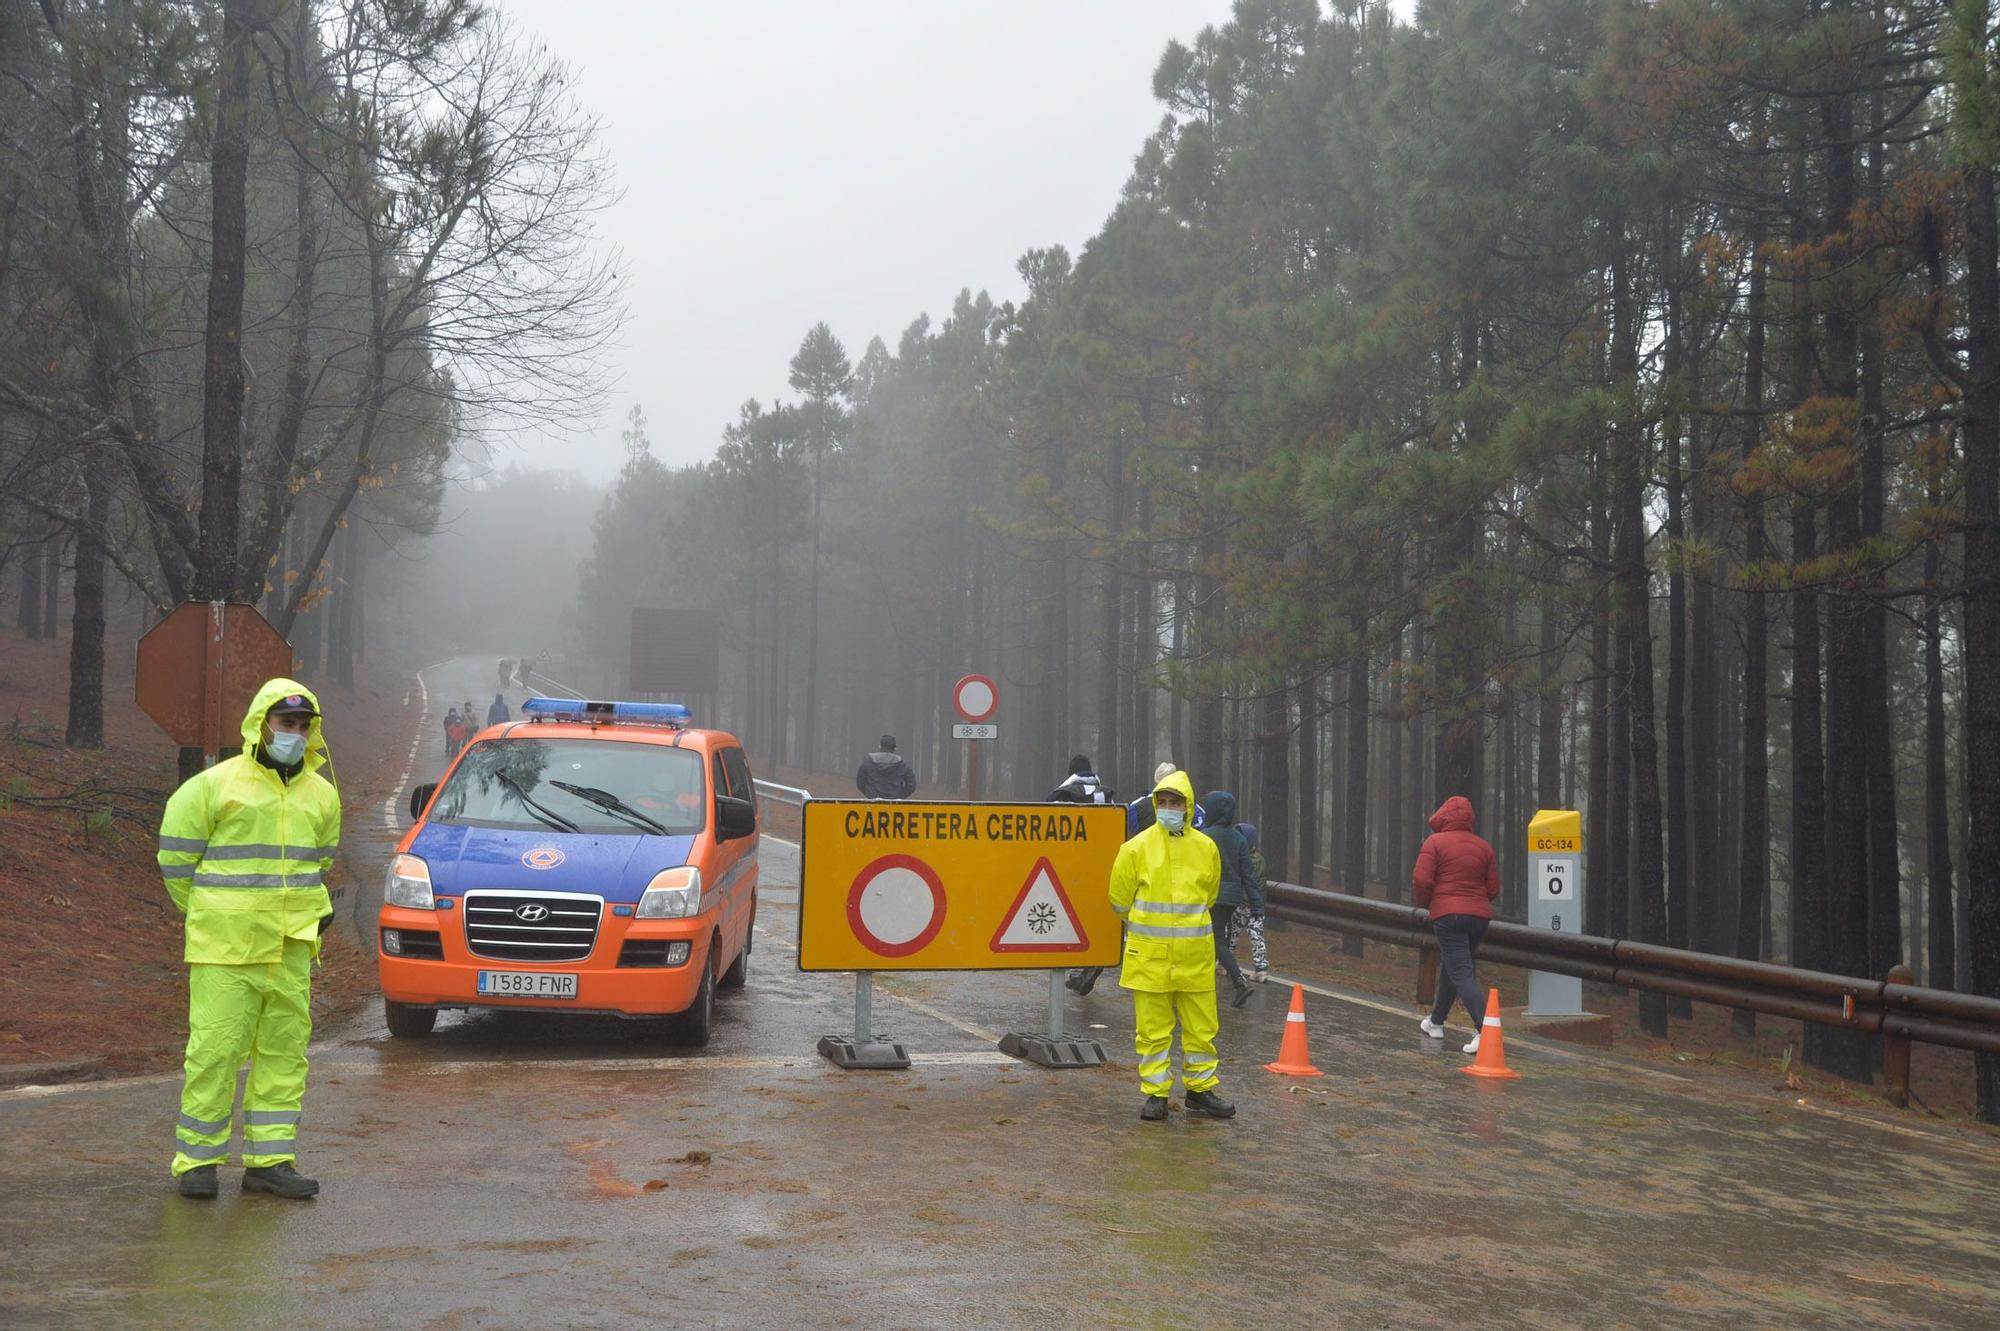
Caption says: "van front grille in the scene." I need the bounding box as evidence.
[463,892,601,963]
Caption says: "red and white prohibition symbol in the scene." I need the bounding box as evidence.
[846,854,947,958]
[952,674,998,724]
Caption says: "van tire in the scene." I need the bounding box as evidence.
[669,951,715,1047]
[384,999,436,1038]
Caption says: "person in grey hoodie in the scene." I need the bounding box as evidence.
[1202,790,1259,1008]
[856,734,918,799]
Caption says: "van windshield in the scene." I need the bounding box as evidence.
[430,737,705,836]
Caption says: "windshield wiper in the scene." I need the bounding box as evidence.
[494,771,580,833]
[550,781,673,836]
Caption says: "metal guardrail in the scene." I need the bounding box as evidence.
[1265,881,2000,1106]
[753,779,813,808]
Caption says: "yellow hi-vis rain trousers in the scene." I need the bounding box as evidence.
[171,937,313,1175]
[1133,988,1220,1097]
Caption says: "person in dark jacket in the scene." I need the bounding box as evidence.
[487,693,511,727]
[1202,791,1258,1008]
[856,734,918,799]
[1413,794,1501,1054]
[1049,754,1113,804]
[1224,816,1270,982]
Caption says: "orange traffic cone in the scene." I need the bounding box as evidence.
[1264,983,1324,1077]
[1461,988,1519,1080]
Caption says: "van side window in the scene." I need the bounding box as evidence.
[722,747,755,812]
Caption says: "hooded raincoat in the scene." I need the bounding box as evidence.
[158,678,340,1176]
[1412,795,1499,921]
[1109,770,1225,1097]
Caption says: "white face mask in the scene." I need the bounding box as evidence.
[1156,808,1186,833]
[265,730,307,765]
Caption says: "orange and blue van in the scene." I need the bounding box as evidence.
[376,698,759,1045]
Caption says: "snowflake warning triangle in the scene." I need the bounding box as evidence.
[989,857,1090,952]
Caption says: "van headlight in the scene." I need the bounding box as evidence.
[636,866,702,918]
[385,853,435,909]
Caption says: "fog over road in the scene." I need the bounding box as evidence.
[4,661,1997,1328]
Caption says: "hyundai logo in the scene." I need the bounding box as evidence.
[514,903,550,923]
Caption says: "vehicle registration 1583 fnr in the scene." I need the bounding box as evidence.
[477,970,578,999]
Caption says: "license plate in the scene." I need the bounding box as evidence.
[476,970,578,999]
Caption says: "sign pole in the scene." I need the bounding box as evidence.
[202,600,227,767]
[854,971,872,1044]
[1046,970,1064,1042]
[967,739,980,801]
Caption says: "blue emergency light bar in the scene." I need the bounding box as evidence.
[521,697,692,727]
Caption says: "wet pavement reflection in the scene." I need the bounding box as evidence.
[4,660,1997,1328]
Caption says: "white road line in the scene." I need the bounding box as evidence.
[317,1050,1015,1077]
[1264,971,1693,1083]
[754,925,1006,1045]
[0,1052,1015,1102]
[377,664,434,834]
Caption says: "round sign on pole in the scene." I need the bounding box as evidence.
[846,855,947,958]
[952,674,997,723]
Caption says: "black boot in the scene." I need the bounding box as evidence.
[242,1161,320,1199]
[1066,969,1099,997]
[1185,1088,1237,1119]
[176,1165,218,1199]
[1231,976,1255,1008]
[1139,1096,1169,1122]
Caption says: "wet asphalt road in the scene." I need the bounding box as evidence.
[3,660,1998,1329]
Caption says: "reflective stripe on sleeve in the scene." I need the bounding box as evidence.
[1126,921,1213,940]
[160,865,196,881]
[157,835,208,853]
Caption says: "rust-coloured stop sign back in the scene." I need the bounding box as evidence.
[136,602,297,759]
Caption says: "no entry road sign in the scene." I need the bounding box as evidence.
[951,674,997,723]
[799,801,1124,971]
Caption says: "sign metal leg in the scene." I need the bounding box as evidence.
[999,970,1105,1069]
[816,970,911,1070]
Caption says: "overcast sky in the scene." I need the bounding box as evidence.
[485,0,1233,481]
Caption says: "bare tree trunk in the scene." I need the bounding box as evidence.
[1612,245,1668,1037]
[1960,161,2000,1121]
[17,538,44,638]
[1734,233,1772,1036]
[192,0,253,600]
[1386,605,1406,899]
[1588,430,1613,941]
[1296,677,1319,891]
[1537,595,1561,808]
[1343,634,1369,949]
[40,533,60,638]
[1259,686,1290,881]
[1663,232,1692,1014]
[65,477,108,747]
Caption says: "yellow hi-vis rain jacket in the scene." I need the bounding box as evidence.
[156,678,340,965]
[1109,769,1221,992]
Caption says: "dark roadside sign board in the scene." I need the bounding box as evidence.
[136,601,296,772]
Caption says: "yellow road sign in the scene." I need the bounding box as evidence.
[798,801,1127,971]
